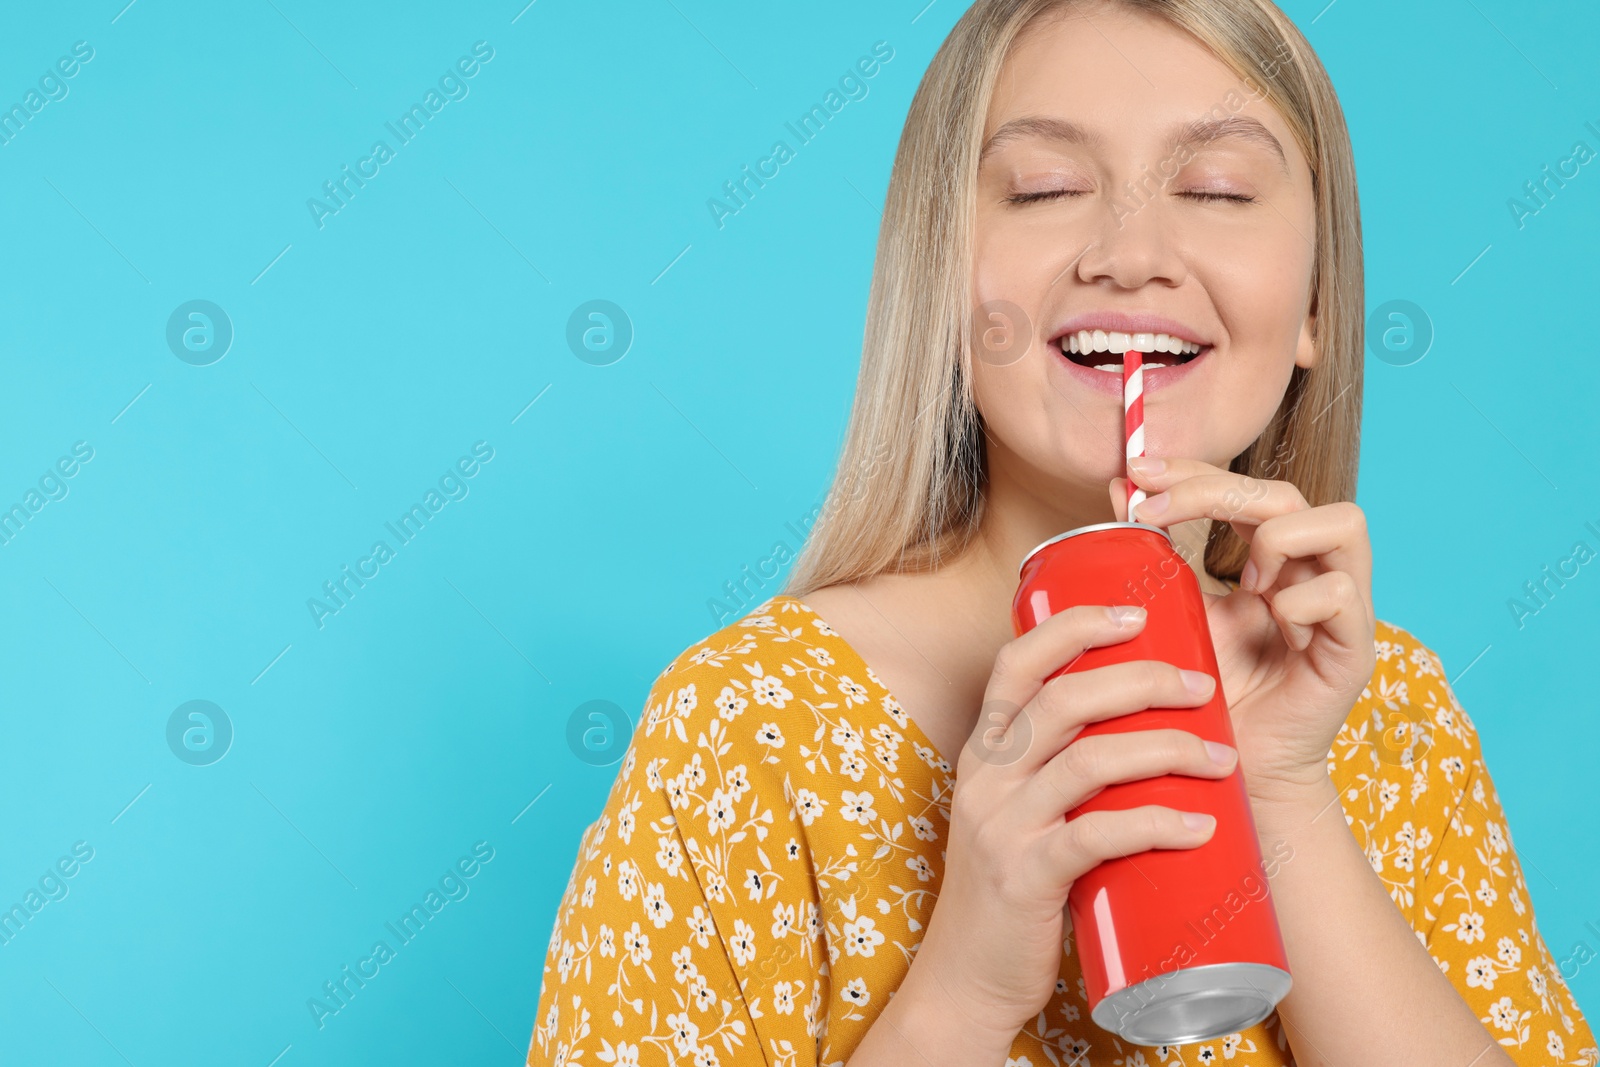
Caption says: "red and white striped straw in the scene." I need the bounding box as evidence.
[1123,349,1146,521]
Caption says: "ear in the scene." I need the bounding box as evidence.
[1293,295,1319,370]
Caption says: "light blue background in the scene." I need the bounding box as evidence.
[0,1,1595,1063]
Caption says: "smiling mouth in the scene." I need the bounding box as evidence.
[1057,330,1209,372]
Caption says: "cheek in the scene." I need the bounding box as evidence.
[971,213,1073,306]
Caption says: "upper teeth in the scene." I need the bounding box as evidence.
[1064,331,1202,356]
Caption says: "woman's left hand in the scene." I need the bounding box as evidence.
[1110,455,1376,823]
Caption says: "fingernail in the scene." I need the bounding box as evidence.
[1182,811,1216,833]
[1136,492,1169,517]
[1128,456,1166,475]
[1204,740,1236,767]
[1180,669,1215,696]
[1108,605,1146,626]
[1239,560,1259,592]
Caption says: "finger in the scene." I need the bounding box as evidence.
[1041,804,1217,891]
[1108,476,1131,523]
[1013,659,1217,775]
[971,604,1149,767]
[1132,472,1309,536]
[1016,727,1235,827]
[1241,501,1372,615]
[1124,454,1232,491]
[1264,568,1370,654]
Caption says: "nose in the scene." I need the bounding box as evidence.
[1074,192,1188,290]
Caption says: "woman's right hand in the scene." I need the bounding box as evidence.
[902,603,1237,1050]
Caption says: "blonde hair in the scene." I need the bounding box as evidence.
[782,0,1362,597]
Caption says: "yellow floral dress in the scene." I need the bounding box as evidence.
[525,594,1597,1067]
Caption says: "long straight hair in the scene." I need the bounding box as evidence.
[782,0,1362,597]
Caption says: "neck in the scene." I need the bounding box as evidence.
[944,457,1233,626]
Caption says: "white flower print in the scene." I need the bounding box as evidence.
[617,859,640,901]
[806,645,835,666]
[1497,936,1521,968]
[581,875,597,908]
[706,787,736,832]
[794,788,826,826]
[599,925,615,958]
[751,674,793,708]
[1378,779,1400,812]
[774,980,795,1014]
[1489,995,1519,1030]
[715,686,748,721]
[838,676,869,705]
[725,764,751,803]
[622,921,650,965]
[771,901,796,939]
[909,815,937,841]
[675,684,698,717]
[730,919,756,965]
[692,976,716,1013]
[685,905,715,948]
[656,835,683,877]
[831,720,864,753]
[756,722,784,747]
[644,882,674,928]
[557,939,574,981]
[1456,911,1486,944]
[905,854,934,882]
[842,915,886,957]
[665,1012,699,1056]
[1465,955,1499,989]
[842,977,870,1005]
[1547,1030,1566,1059]
[671,945,697,985]
[1475,878,1498,907]
[840,790,877,824]
[839,750,868,782]
[683,753,706,788]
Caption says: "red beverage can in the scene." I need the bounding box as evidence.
[1013,521,1291,1043]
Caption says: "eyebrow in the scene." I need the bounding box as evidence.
[979,113,1289,175]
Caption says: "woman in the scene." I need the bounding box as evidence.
[526,1,1597,1064]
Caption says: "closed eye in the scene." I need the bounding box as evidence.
[1005,189,1257,205]
[1003,189,1082,205]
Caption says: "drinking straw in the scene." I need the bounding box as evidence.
[1124,349,1146,520]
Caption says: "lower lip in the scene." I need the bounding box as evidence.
[1049,342,1211,396]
